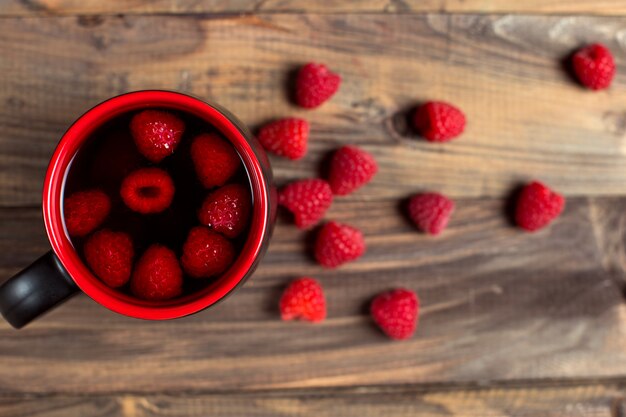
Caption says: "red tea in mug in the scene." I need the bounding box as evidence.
[62,109,252,300]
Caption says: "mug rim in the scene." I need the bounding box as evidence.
[43,90,271,320]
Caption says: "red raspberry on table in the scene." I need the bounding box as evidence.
[371,288,419,340]
[130,110,185,163]
[407,193,455,236]
[198,184,251,238]
[314,221,365,268]
[181,226,236,278]
[280,277,326,322]
[278,179,333,229]
[64,189,111,237]
[328,145,378,196]
[131,244,183,301]
[120,168,175,214]
[191,133,241,188]
[515,181,565,232]
[572,43,615,90]
[257,118,309,160]
[84,229,134,288]
[413,101,466,142]
[296,62,341,109]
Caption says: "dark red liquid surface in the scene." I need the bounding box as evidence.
[63,109,251,297]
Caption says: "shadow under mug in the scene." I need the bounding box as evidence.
[0,90,276,329]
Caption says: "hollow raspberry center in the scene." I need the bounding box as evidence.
[138,186,161,198]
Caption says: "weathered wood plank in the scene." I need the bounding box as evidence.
[0,381,625,416]
[589,198,626,282]
[3,14,626,206]
[1,0,626,16]
[0,197,624,393]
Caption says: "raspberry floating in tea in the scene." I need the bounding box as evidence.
[131,244,183,301]
[120,167,175,214]
[181,226,236,279]
[191,133,241,188]
[63,189,111,237]
[198,184,251,239]
[130,110,185,163]
[84,229,134,288]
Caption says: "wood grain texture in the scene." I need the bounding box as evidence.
[1,197,625,393]
[1,0,626,16]
[3,14,626,206]
[2,7,626,413]
[0,381,625,417]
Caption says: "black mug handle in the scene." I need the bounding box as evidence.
[0,251,79,328]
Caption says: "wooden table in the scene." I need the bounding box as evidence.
[2,1,626,415]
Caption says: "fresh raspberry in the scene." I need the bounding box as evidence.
[130,110,185,163]
[572,43,615,90]
[278,179,333,229]
[64,189,111,237]
[280,277,326,322]
[515,181,565,232]
[120,168,175,214]
[413,101,466,142]
[191,133,241,188]
[181,226,235,278]
[84,229,134,288]
[257,118,309,160]
[371,288,419,340]
[130,245,183,301]
[328,146,378,196]
[407,193,455,236]
[296,62,341,109]
[314,221,365,268]
[198,184,251,238]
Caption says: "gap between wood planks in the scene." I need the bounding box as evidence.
[2,0,626,17]
[1,380,625,417]
[0,376,625,397]
[0,379,625,417]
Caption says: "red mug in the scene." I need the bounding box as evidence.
[0,91,276,328]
